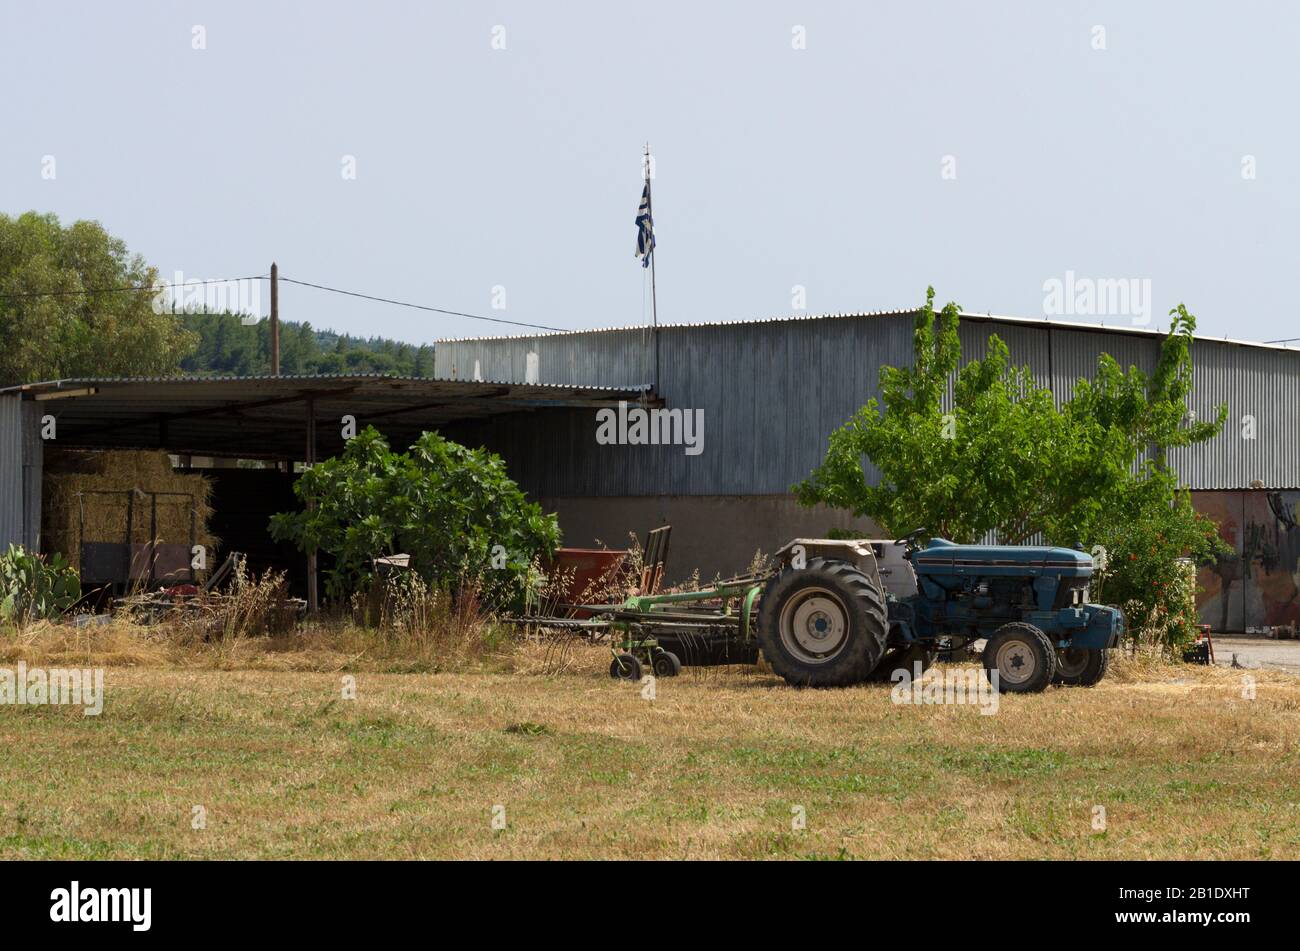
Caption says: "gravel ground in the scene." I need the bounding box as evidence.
[1210,635,1300,673]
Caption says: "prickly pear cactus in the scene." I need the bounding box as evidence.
[0,545,81,627]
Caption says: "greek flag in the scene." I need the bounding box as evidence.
[635,182,655,267]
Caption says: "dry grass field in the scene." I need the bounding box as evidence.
[1,625,1297,860]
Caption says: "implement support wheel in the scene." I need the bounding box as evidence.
[609,653,643,681]
[652,650,682,678]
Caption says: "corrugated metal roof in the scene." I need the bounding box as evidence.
[0,375,653,461]
[432,307,921,342]
[434,308,1300,353]
[0,373,650,394]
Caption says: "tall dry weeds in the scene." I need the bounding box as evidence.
[330,573,511,670]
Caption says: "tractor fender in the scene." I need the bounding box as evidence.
[774,538,879,575]
[773,538,919,599]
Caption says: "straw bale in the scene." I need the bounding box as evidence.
[42,450,218,576]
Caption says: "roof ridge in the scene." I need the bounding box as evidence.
[0,374,654,394]
[433,309,1297,353]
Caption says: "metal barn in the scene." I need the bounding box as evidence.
[434,310,1300,630]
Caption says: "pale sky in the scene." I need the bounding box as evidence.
[3,1,1297,345]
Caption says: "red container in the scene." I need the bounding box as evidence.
[548,548,628,617]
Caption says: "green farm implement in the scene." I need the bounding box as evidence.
[583,572,770,681]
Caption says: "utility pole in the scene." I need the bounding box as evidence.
[270,261,280,376]
[305,395,318,614]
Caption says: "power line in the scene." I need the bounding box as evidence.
[0,270,565,332]
[0,276,267,301]
[277,276,564,332]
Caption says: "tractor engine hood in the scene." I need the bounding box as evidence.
[910,538,1094,578]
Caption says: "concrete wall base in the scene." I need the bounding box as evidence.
[542,495,882,584]
[1192,489,1300,633]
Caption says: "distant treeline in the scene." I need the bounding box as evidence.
[178,312,434,377]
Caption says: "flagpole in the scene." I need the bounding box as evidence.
[645,143,659,393]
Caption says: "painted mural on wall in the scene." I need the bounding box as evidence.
[1194,491,1300,632]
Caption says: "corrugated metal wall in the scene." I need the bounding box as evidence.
[0,395,21,548]
[437,315,1300,497]
[1168,340,1300,491]
[441,315,916,497]
[23,399,43,550]
[0,394,42,551]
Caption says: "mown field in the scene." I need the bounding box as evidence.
[1,630,1297,860]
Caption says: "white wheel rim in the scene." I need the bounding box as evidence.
[995,638,1038,684]
[779,588,849,663]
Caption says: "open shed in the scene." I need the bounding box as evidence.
[0,374,652,608]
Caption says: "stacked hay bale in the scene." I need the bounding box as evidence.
[42,450,218,578]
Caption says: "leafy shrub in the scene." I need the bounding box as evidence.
[0,545,80,628]
[269,426,560,608]
[1091,475,1223,649]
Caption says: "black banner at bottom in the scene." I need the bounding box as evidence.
[0,859,1282,937]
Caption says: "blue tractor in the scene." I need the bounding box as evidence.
[756,531,1123,693]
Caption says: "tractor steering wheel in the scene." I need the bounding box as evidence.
[894,527,928,555]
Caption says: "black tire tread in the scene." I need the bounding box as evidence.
[610,653,643,681]
[757,557,888,687]
[982,622,1056,694]
[1053,647,1109,687]
[653,650,682,678]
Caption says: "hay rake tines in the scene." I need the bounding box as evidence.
[602,572,772,681]
[507,569,773,678]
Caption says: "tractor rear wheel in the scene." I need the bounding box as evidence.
[982,623,1055,694]
[1053,647,1109,686]
[757,558,888,687]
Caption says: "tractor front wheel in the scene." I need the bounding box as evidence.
[1053,647,1109,687]
[982,623,1055,694]
[757,558,888,687]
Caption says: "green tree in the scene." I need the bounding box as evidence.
[0,212,196,383]
[176,312,435,377]
[796,287,1229,647]
[268,426,561,607]
[413,345,431,377]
